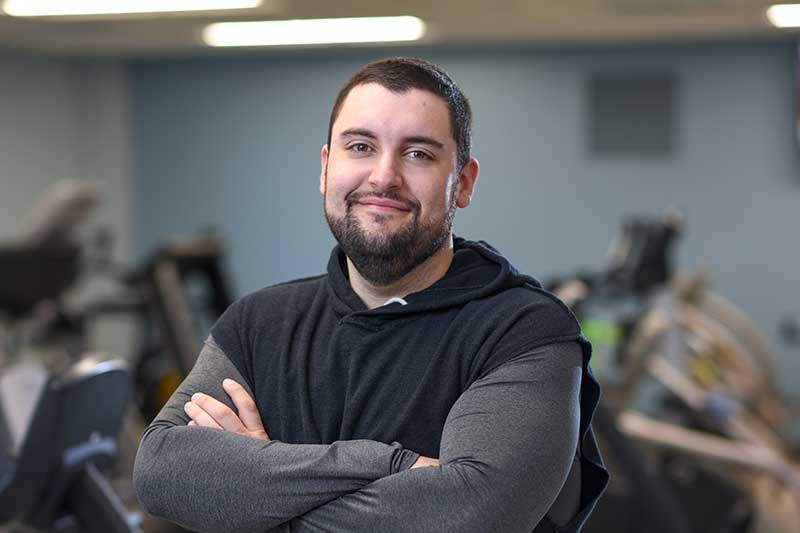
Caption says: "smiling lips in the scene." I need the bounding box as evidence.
[356,197,413,213]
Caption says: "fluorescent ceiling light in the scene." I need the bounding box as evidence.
[203,16,426,47]
[2,0,261,17]
[766,4,800,28]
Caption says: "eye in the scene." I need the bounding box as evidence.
[407,149,433,161]
[348,142,372,154]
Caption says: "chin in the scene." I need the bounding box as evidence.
[360,215,411,232]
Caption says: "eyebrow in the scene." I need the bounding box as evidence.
[340,128,377,140]
[404,135,445,150]
[339,128,445,150]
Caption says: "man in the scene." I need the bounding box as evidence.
[134,57,608,532]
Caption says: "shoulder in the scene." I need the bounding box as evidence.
[211,273,327,340]
[461,283,586,382]
[477,284,582,341]
[236,273,327,314]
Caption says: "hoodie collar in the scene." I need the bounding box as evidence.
[326,237,541,317]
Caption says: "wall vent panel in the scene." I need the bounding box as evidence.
[589,73,676,156]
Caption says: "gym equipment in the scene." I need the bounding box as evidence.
[586,402,694,533]
[17,180,100,248]
[90,234,235,421]
[0,181,182,532]
[1,181,235,424]
[0,180,98,321]
[136,236,233,418]
[131,236,234,378]
[554,213,732,533]
[0,355,141,532]
[551,211,800,533]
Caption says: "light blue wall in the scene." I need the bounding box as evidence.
[0,51,132,257]
[0,51,86,239]
[129,43,800,388]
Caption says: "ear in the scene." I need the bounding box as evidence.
[455,157,479,208]
[319,144,329,196]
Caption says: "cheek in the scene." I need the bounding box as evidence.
[326,160,367,196]
[323,172,357,216]
[413,183,451,220]
[326,178,353,206]
[435,175,458,205]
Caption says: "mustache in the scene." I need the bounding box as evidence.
[345,191,419,211]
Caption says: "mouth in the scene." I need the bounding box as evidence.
[349,193,415,214]
[356,198,412,213]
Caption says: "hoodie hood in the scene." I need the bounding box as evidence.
[326,237,542,316]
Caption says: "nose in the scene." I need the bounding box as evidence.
[368,153,402,192]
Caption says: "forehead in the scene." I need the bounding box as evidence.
[332,83,453,143]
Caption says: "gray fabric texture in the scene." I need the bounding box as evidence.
[134,337,582,532]
[133,337,419,533]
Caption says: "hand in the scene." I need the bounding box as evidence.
[184,378,270,441]
[410,455,440,469]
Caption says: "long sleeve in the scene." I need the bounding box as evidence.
[285,341,583,533]
[132,336,419,533]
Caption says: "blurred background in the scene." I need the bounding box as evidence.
[1,1,799,532]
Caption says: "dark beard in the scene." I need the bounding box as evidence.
[325,188,457,286]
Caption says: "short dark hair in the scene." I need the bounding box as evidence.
[327,57,472,172]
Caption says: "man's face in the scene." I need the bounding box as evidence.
[320,83,477,286]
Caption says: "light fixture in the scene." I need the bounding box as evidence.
[766,4,800,28]
[203,16,426,47]
[2,0,261,17]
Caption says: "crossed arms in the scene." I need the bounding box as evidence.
[133,337,582,533]
[182,379,439,469]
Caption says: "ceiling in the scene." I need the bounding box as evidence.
[0,0,796,58]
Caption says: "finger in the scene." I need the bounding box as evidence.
[190,392,247,434]
[187,420,196,426]
[222,379,267,433]
[184,401,223,430]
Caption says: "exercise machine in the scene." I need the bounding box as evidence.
[0,356,141,532]
[551,211,800,532]
[0,181,158,531]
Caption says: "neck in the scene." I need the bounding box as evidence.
[347,236,455,309]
